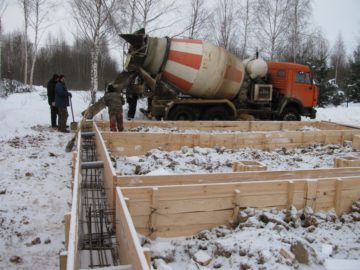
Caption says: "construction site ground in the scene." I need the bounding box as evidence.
[1,88,360,270]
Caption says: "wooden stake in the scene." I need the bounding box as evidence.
[64,213,71,250]
[335,178,343,215]
[59,251,67,270]
[150,188,159,240]
[305,180,318,210]
[287,181,295,207]
[231,189,241,224]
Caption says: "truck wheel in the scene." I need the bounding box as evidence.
[202,106,230,121]
[281,108,301,121]
[167,105,196,120]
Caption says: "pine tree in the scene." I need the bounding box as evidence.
[346,45,360,102]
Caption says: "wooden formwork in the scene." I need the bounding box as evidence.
[120,177,360,238]
[67,120,360,269]
[96,120,357,132]
[102,129,360,157]
[65,123,149,270]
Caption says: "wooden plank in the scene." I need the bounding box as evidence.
[335,178,343,215]
[105,129,360,157]
[115,187,150,269]
[132,210,234,229]
[94,123,117,210]
[98,120,356,132]
[116,167,360,187]
[121,180,291,201]
[66,133,82,270]
[64,213,71,250]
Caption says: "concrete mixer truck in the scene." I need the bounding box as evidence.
[87,29,318,121]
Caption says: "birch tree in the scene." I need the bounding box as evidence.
[19,0,31,84]
[71,0,123,103]
[238,0,253,58]
[254,0,292,60]
[28,0,53,88]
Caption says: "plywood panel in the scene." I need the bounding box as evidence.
[94,123,117,209]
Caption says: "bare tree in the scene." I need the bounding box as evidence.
[215,0,238,50]
[19,0,31,84]
[187,0,212,39]
[330,33,347,85]
[125,0,137,32]
[132,0,178,33]
[254,0,292,60]
[71,0,123,103]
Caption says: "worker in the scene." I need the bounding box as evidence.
[55,75,72,133]
[104,84,124,132]
[47,74,59,128]
[126,83,139,120]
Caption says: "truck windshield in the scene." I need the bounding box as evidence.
[295,72,311,85]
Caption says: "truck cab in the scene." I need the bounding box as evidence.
[267,62,318,120]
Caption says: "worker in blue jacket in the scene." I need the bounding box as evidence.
[55,75,72,133]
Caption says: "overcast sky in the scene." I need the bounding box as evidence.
[2,0,360,55]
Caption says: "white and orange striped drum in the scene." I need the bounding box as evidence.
[142,38,245,100]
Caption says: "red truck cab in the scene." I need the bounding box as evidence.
[267,62,318,120]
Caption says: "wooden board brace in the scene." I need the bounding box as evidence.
[231,189,241,225]
[150,187,159,240]
[305,180,318,210]
[59,251,67,270]
[287,180,295,208]
[64,212,71,250]
[335,178,343,215]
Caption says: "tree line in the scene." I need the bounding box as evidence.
[0,0,359,106]
[0,31,118,90]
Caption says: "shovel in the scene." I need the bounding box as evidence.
[69,96,78,132]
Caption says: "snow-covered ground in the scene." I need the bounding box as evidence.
[0,85,360,269]
[310,103,360,127]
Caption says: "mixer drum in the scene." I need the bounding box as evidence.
[143,38,245,100]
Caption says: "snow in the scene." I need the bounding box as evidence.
[1,83,360,270]
[324,259,360,270]
[313,103,360,127]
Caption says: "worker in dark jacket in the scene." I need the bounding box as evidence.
[47,74,59,128]
[55,75,72,133]
[104,84,124,132]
